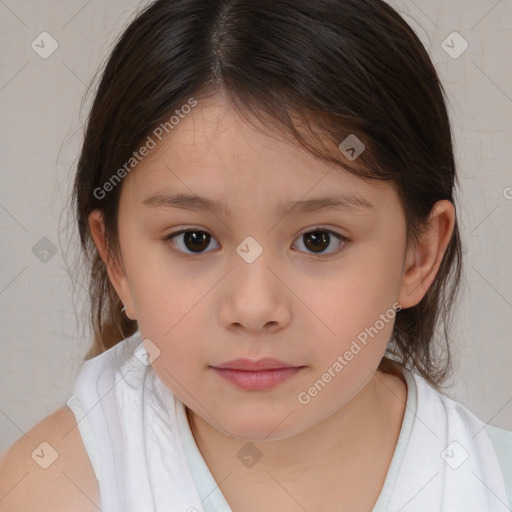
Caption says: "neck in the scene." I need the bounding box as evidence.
[187,366,407,480]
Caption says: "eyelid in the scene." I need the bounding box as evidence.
[296,225,348,238]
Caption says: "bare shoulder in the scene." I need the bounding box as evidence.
[0,405,100,512]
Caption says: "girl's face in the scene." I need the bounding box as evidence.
[98,95,416,441]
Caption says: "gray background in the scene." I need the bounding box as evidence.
[0,0,511,454]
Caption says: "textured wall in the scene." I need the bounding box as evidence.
[0,0,511,455]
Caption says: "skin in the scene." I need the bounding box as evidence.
[89,94,455,510]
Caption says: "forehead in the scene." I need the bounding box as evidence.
[120,95,396,212]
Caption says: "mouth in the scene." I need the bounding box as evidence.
[212,357,302,371]
[210,358,305,390]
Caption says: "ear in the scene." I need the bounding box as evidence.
[398,199,456,309]
[88,209,137,320]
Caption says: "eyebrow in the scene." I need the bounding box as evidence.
[142,192,375,217]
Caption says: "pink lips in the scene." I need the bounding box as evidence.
[211,358,304,390]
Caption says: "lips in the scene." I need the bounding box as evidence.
[210,358,304,390]
[213,357,300,371]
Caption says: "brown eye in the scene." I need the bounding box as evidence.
[165,230,219,254]
[303,231,329,253]
[293,229,347,255]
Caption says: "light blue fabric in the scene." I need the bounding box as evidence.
[484,423,512,507]
[175,396,233,511]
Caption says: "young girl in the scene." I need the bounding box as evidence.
[1,0,511,510]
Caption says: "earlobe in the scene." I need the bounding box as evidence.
[398,200,455,309]
[88,210,136,320]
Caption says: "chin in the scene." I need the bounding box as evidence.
[221,411,301,443]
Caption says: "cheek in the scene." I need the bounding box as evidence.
[139,318,206,398]
[302,243,403,363]
[126,245,200,322]
[128,267,208,374]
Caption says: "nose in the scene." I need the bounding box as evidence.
[218,251,292,334]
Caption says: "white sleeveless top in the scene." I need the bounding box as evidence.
[66,330,512,511]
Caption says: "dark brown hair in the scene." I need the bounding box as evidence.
[71,0,463,389]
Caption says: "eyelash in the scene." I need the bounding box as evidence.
[163,227,349,257]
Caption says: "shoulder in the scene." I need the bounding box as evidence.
[0,405,100,512]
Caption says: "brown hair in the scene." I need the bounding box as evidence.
[71,0,463,389]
